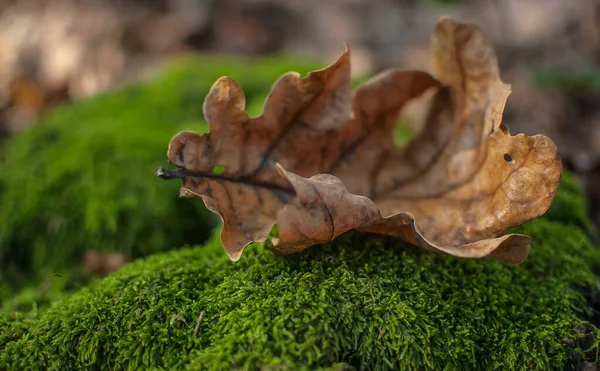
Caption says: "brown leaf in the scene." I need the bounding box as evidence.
[157,17,562,264]
[9,76,46,115]
[83,251,128,276]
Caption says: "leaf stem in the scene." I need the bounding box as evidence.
[155,167,185,180]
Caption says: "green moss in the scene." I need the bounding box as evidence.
[0,313,33,353]
[1,174,599,370]
[0,54,324,293]
[1,52,598,369]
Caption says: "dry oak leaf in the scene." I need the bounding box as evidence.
[157,17,562,264]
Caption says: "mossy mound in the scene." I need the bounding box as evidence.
[2,174,599,370]
[0,55,324,292]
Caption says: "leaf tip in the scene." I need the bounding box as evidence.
[179,187,201,199]
[204,76,246,122]
[223,239,251,262]
[227,251,243,262]
[275,163,286,177]
[489,234,531,264]
[342,42,351,55]
[434,16,458,35]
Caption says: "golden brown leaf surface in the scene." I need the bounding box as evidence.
[158,18,562,264]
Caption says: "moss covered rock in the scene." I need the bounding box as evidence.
[2,173,599,370]
[0,55,324,291]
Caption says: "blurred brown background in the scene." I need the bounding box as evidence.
[2,0,600,228]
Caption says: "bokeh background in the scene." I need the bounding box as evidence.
[1,0,600,298]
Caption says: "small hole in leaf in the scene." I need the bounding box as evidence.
[212,165,225,174]
[503,153,513,162]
